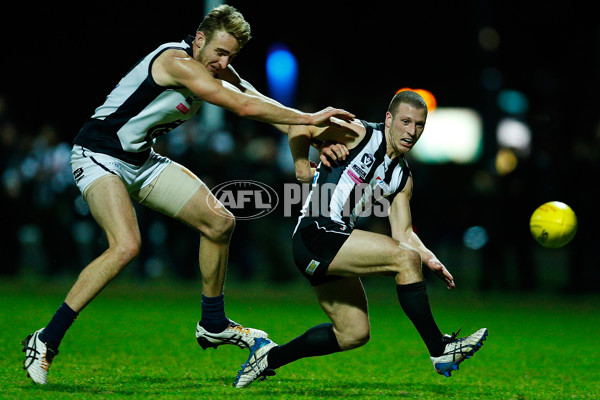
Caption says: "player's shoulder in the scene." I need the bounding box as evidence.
[154,47,192,65]
[152,38,194,63]
[361,120,380,129]
[153,49,211,87]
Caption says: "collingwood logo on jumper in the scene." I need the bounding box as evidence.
[348,152,375,184]
[305,259,320,276]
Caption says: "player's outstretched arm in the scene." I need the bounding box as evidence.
[219,65,289,135]
[220,65,352,173]
[389,178,455,289]
[155,51,354,126]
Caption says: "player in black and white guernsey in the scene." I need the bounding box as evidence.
[22,5,354,385]
[233,90,488,388]
[294,120,412,236]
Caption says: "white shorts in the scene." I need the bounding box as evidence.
[71,144,170,198]
[70,145,202,217]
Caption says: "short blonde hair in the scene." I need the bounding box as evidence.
[197,5,252,49]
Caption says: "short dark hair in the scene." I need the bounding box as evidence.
[388,90,428,117]
[197,5,252,49]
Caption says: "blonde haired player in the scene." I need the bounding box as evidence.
[22,4,353,385]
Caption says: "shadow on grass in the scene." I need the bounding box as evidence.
[19,375,492,399]
[234,377,485,398]
[20,376,225,396]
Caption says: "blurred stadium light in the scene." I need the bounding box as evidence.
[495,147,518,175]
[411,108,483,164]
[496,117,532,156]
[396,87,437,111]
[463,225,489,250]
[480,67,503,91]
[478,26,500,52]
[497,89,529,115]
[266,43,298,105]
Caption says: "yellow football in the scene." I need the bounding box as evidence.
[529,201,577,248]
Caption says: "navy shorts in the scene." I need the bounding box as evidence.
[292,221,351,286]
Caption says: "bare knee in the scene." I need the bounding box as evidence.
[201,213,235,243]
[404,247,422,270]
[337,325,371,351]
[393,246,423,284]
[350,327,371,349]
[110,237,141,266]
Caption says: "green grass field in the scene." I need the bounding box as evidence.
[1,277,599,400]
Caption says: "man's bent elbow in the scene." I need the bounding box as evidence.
[295,167,314,183]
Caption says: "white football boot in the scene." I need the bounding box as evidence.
[22,328,58,384]
[196,319,268,350]
[233,337,278,388]
[430,328,488,377]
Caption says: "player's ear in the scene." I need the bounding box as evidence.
[195,31,206,49]
[385,111,393,128]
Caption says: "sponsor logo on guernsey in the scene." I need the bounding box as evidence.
[108,161,122,170]
[305,259,320,276]
[376,176,391,195]
[176,103,190,114]
[348,167,364,184]
[177,96,200,115]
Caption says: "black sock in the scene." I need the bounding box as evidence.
[267,323,341,370]
[38,302,78,349]
[396,282,445,357]
[199,294,229,333]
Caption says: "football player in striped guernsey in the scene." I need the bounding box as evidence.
[233,90,487,388]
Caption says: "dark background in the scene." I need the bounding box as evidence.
[1,0,598,292]
[2,1,597,131]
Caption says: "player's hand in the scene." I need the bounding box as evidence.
[427,258,455,289]
[319,142,349,167]
[310,107,355,126]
